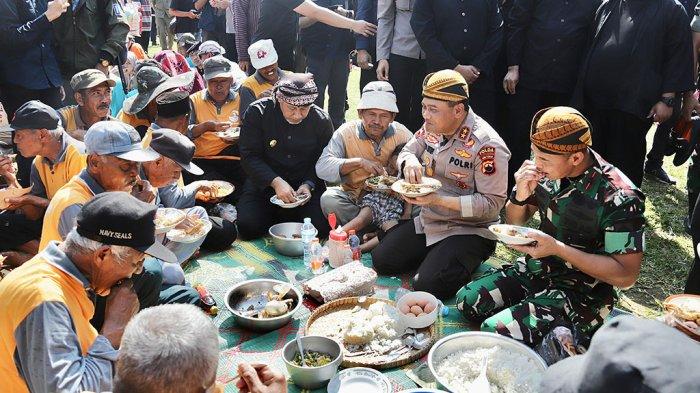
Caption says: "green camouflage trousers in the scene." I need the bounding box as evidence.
[455,259,613,345]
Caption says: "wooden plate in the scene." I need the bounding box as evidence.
[391,178,441,198]
[305,296,436,370]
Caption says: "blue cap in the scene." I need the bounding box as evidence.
[84,121,160,162]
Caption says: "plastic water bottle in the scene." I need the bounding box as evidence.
[309,238,324,275]
[301,217,316,267]
[348,230,361,261]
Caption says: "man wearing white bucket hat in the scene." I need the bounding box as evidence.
[239,39,288,115]
[316,81,413,225]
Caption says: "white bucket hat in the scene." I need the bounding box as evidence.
[357,81,399,113]
[248,39,279,70]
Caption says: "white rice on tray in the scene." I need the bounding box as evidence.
[436,346,543,393]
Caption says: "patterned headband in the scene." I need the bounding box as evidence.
[530,106,593,154]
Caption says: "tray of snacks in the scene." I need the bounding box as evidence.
[364,175,398,192]
[305,296,436,369]
[391,178,441,198]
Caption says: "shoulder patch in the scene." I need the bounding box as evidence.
[478,145,496,176]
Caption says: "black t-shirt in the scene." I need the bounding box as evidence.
[253,0,305,54]
[171,0,199,34]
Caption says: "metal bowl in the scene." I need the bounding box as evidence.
[269,222,317,257]
[224,279,302,332]
[428,332,547,392]
[282,336,343,389]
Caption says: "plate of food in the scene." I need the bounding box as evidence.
[488,224,535,245]
[215,127,240,142]
[154,208,187,234]
[391,178,442,198]
[166,217,213,243]
[663,294,700,341]
[270,193,311,209]
[201,180,234,199]
[365,175,398,192]
[306,296,436,369]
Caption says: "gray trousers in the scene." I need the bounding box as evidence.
[320,187,361,226]
[155,15,174,50]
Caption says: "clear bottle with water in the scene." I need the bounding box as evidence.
[348,229,361,261]
[301,217,316,267]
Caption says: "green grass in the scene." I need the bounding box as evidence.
[147,42,692,312]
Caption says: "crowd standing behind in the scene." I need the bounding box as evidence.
[1,0,700,392]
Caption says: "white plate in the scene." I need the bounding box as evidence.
[270,193,311,209]
[207,180,234,198]
[155,208,187,234]
[215,127,240,142]
[391,178,442,198]
[327,367,391,393]
[488,224,535,245]
[398,390,449,393]
[166,218,213,243]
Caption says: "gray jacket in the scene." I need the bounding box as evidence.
[377,0,425,60]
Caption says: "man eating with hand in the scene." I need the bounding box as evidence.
[456,106,646,345]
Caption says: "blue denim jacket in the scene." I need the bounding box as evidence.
[0,0,62,89]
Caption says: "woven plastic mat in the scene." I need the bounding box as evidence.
[184,237,494,392]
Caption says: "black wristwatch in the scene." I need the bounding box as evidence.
[508,189,530,206]
[660,96,676,108]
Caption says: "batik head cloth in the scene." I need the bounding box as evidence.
[274,73,318,106]
[530,106,593,154]
[422,69,469,102]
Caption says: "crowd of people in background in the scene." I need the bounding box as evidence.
[1,0,700,392]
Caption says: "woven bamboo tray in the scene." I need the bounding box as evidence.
[304,296,436,369]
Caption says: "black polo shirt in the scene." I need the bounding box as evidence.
[171,0,199,34]
[253,0,305,65]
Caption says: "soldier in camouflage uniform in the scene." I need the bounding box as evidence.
[456,106,646,345]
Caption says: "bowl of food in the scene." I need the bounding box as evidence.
[166,217,213,243]
[396,291,440,329]
[282,335,343,389]
[225,279,302,331]
[215,127,241,142]
[428,332,547,393]
[365,175,398,191]
[488,224,535,245]
[269,222,317,257]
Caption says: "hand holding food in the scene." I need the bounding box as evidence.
[513,160,542,201]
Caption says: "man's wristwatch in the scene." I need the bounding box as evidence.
[508,189,530,206]
[660,96,676,108]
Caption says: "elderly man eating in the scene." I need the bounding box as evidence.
[238,73,334,239]
[40,120,199,328]
[0,101,86,266]
[0,191,177,393]
[316,81,413,225]
[58,69,117,141]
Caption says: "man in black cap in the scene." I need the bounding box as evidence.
[143,129,238,259]
[540,315,700,393]
[0,101,86,266]
[0,191,176,392]
[117,66,195,136]
[238,73,334,239]
[151,91,192,136]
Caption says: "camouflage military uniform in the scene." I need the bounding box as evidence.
[456,150,645,344]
